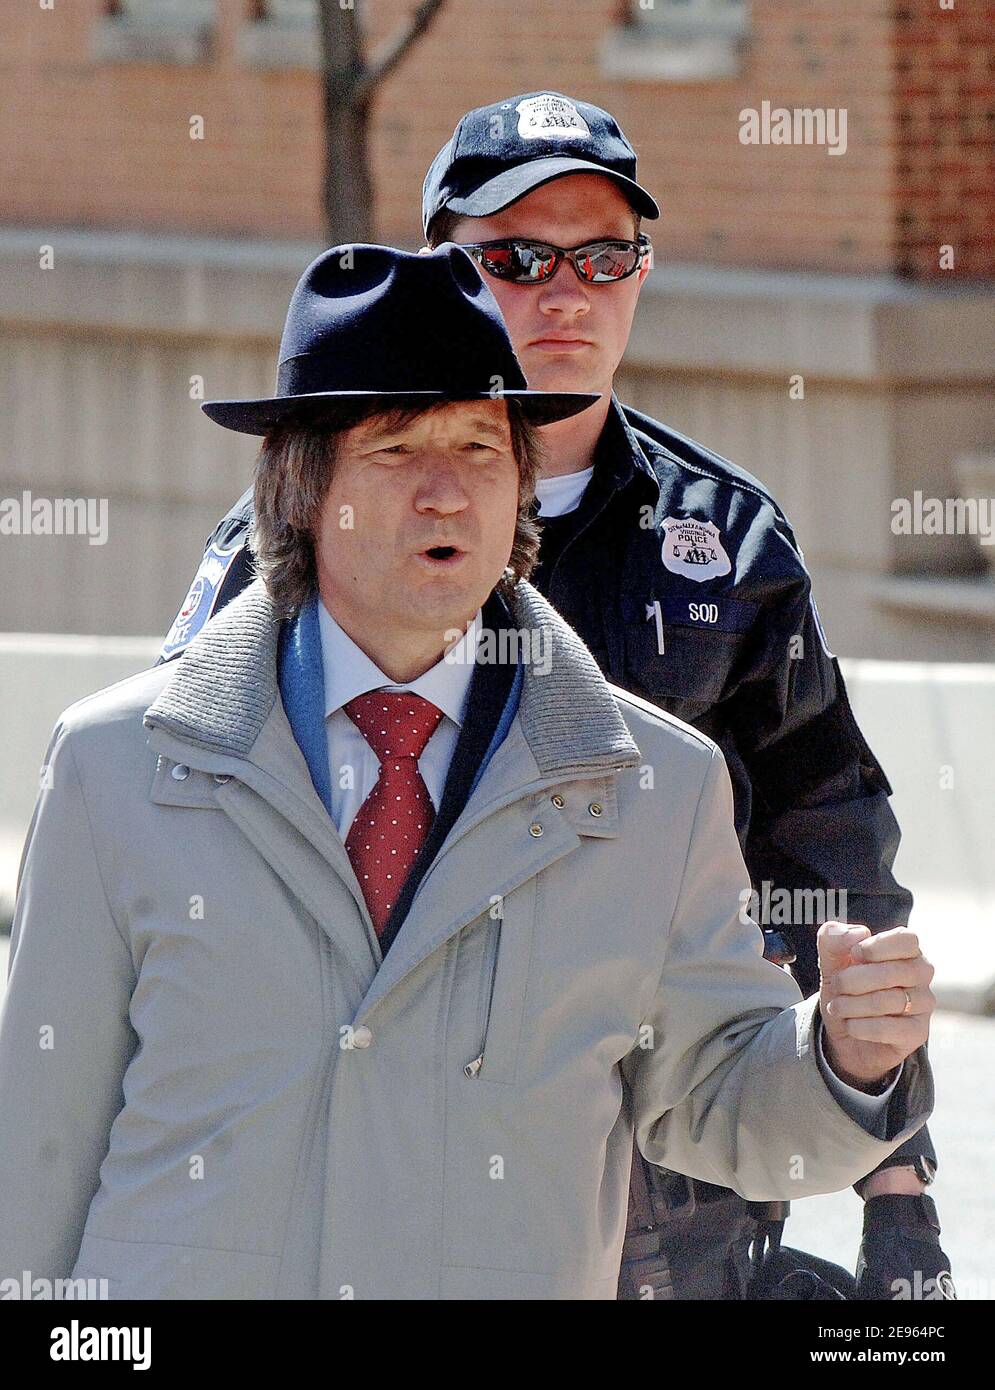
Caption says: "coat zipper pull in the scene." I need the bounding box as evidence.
[465,915,500,1079]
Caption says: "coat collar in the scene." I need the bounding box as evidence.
[143,576,642,1017]
[143,576,640,777]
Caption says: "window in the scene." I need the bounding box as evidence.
[239,0,321,71]
[108,0,215,18]
[633,0,748,38]
[602,0,750,82]
[257,0,316,18]
[93,1,216,66]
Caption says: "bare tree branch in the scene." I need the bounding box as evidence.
[316,0,373,240]
[353,0,448,106]
[316,0,450,242]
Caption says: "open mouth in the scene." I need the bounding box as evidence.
[419,545,465,566]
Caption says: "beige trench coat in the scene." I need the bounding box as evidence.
[0,580,933,1299]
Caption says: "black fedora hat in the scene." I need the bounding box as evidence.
[201,242,600,435]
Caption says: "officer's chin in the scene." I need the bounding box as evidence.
[518,351,602,400]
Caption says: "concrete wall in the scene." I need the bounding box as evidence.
[0,633,160,922]
[2,229,993,658]
[841,660,995,1015]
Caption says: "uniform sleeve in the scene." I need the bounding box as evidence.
[200,487,255,578]
[727,542,912,987]
[621,746,934,1200]
[156,488,256,665]
[0,721,138,1281]
[724,537,935,1170]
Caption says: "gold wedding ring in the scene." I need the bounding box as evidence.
[902,988,913,1015]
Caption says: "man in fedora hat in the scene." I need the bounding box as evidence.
[166,92,949,1301]
[0,242,937,1300]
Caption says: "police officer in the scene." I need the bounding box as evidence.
[161,92,951,1302]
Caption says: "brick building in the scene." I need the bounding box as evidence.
[3,0,993,273]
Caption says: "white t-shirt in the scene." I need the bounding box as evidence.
[533,466,595,518]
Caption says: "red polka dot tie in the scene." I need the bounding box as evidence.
[343,691,445,937]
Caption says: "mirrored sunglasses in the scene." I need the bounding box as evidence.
[461,236,651,285]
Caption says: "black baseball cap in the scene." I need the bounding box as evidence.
[422,91,661,240]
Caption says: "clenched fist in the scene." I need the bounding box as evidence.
[818,923,935,1091]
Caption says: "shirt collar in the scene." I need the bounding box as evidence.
[317,597,482,730]
[601,393,659,490]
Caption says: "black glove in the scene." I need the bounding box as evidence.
[856,1194,955,1300]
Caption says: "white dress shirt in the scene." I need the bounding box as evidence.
[316,597,899,1120]
[317,598,481,844]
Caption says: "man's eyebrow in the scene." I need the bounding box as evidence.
[460,415,512,439]
[354,411,511,444]
[353,417,417,442]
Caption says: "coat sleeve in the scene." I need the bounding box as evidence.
[620,745,934,1201]
[0,719,138,1281]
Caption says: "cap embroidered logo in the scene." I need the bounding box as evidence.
[515,94,591,141]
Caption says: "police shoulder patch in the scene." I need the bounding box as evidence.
[660,516,732,583]
[159,539,244,661]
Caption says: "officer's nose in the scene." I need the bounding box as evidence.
[536,266,591,317]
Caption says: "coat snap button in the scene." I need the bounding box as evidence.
[588,802,604,817]
[170,764,190,781]
[351,1025,373,1049]
[213,774,232,785]
[529,822,544,837]
[550,794,565,809]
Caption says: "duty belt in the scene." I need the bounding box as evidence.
[626,1149,791,1239]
